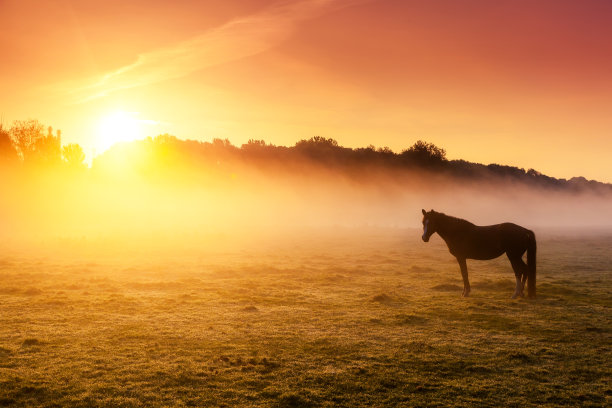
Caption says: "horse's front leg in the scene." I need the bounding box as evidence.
[457,257,470,297]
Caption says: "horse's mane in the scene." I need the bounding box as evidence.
[433,211,475,229]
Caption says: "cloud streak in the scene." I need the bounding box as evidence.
[71,0,364,103]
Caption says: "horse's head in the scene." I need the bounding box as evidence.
[421,209,437,242]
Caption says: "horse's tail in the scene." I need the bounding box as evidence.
[526,230,537,298]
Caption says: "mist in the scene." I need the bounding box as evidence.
[2,139,611,258]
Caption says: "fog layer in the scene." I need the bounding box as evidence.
[2,136,611,255]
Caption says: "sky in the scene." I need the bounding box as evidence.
[1,0,612,181]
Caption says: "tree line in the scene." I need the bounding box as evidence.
[0,119,85,169]
[1,118,609,193]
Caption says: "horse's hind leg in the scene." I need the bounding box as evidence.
[508,253,528,299]
[457,257,470,297]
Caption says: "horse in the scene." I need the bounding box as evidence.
[421,209,536,298]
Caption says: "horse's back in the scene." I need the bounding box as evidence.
[460,222,532,260]
[490,222,534,254]
[496,222,533,238]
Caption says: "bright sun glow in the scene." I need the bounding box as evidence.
[96,111,144,153]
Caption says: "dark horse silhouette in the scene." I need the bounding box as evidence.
[421,209,536,298]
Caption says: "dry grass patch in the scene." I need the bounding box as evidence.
[0,230,610,407]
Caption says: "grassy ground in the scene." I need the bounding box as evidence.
[0,229,610,407]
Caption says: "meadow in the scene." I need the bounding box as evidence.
[0,229,610,407]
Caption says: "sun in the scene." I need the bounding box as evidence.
[96,111,144,153]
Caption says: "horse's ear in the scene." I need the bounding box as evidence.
[422,209,426,216]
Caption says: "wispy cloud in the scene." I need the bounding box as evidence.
[69,0,364,103]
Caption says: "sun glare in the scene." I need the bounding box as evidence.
[96,111,144,153]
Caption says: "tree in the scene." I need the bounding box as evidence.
[247,139,266,146]
[9,120,62,164]
[212,138,234,148]
[241,139,267,152]
[32,126,62,165]
[401,140,446,164]
[153,134,179,145]
[295,136,339,148]
[0,124,18,162]
[10,119,45,161]
[377,146,394,154]
[62,143,86,169]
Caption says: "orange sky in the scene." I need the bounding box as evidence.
[2,0,612,181]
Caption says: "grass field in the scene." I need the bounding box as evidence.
[0,229,610,407]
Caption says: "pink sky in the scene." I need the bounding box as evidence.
[2,0,612,181]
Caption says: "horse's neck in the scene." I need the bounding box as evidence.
[436,216,467,244]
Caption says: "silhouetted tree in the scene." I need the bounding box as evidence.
[153,134,179,145]
[295,136,341,158]
[241,139,269,153]
[526,168,541,178]
[9,120,61,164]
[62,143,86,169]
[353,144,380,163]
[487,163,526,179]
[377,146,394,155]
[32,126,62,165]
[293,136,356,168]
[401,140,446,166]
[212,138,235,149]
[0,124,18,162]
[245,139,266,147]
[295,136,339,149]
[240,139,276,162]
[10,119,45,161]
